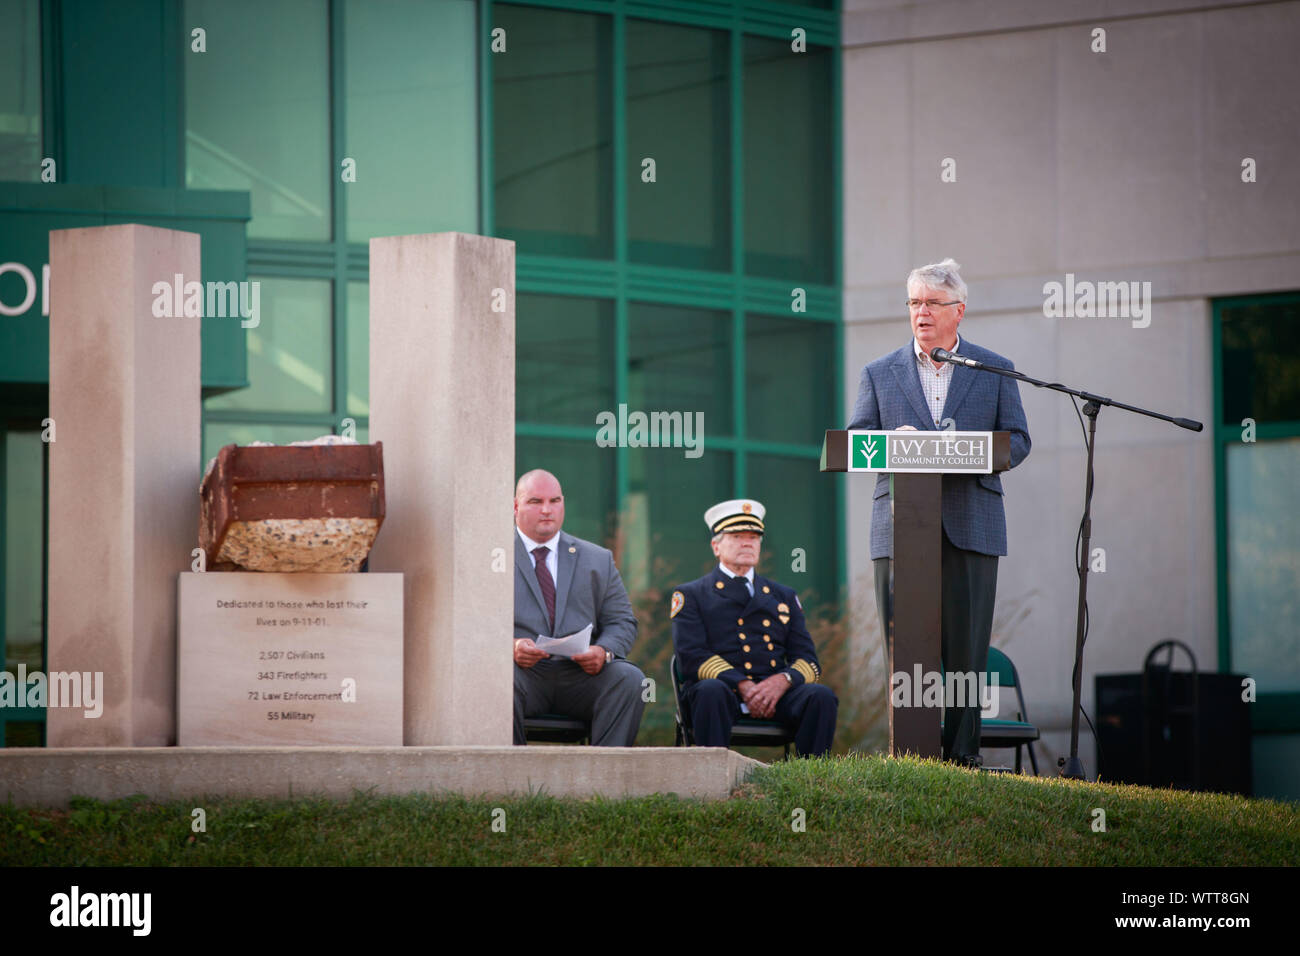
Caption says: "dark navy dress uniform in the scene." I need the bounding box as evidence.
[672,566,837,756]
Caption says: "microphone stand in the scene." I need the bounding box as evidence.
[930,349,1202,780]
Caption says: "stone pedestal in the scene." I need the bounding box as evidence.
[177,572,403,746]
[367,233,515,745]
[46,224,201,746]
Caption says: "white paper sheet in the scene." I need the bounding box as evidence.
[535,622,593,659]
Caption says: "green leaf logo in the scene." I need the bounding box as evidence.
[854,433,885,469]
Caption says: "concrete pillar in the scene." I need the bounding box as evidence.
[46,224,202,746]
[368,233,515,745]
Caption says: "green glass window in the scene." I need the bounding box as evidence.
[1215,293,1300,736]
[346,281,369,417]
[517,437,615,549]
[1226,437,1300,692]
[626,20,730,271]
[492,5,613,258]
[1219,299,1300,426]
[746,313,835,445]
[0,0,41,183]
[517,294,615,428]
[743,37,833,282]
[2,722,41,746]
[203,421,337,467]
[3,427,44,673]
[344,0,477,242]
[628,303,732,437]
[625,449,733,594]
[185,0,331,240]
[205,278,332,414]
[747,452,837,609]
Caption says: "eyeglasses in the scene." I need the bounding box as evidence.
[906,299,962,310]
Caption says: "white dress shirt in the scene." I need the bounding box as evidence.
[913,332,962,428]
[517,527,559,582]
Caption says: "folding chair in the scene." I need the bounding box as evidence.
[671,654,793,758]
[977,647,1040,773]
[522,715,591,744]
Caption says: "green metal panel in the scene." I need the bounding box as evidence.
[831,29,844,600]
[58,0,183,188]
[729,18,746,497]
[502,0,838,44]
[330,0,347,432]
[1212,292,1300,734]
[39,0,63,176]
[0,183,250,391]
[479,0,494,237]
[612,7,630,511]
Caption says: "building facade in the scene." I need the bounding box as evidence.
[0,0,843,750]
[842,0,1300,798]
[2,0,1296,800]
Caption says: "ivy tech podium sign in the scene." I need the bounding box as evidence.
[824,430,1010,758]
[848,430,995,473]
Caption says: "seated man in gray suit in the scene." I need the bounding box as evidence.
[513,469,645,746]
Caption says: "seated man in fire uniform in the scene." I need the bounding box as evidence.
[670,499,837,757]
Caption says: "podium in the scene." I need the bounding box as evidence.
[822,429,1011,757]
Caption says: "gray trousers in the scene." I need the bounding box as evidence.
[873,531,998,761]
[513,657,646,746]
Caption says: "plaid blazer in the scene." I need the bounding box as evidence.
[847,339,1031,559]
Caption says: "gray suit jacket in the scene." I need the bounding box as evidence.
[514,531,638,660]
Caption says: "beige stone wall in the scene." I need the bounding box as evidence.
[841,0,1300,766]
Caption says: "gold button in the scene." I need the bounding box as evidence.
[767,644,774,651]
[743,645,751,653]
[770,659,777,667]
[738,633,745,640]
[762,586,770,593]
[763,619,771,627]
[737,618,744,625]
[716,581,725,589]
[744,662,752,670]
[763,633,770,639]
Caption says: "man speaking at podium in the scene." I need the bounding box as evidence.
[847,258,1030,766]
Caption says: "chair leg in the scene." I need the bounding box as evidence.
[1028,741,1039,775]
[1015,745,1022,774]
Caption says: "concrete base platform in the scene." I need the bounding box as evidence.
[0,746,763,807]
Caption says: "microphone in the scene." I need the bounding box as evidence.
[929,347,983,368]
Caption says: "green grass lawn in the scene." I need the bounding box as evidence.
[2,754,1295,866]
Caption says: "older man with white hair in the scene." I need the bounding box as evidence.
[670,498,837,757]
[847,258,1031,766]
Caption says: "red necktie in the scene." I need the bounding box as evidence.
[532,546,556,633]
